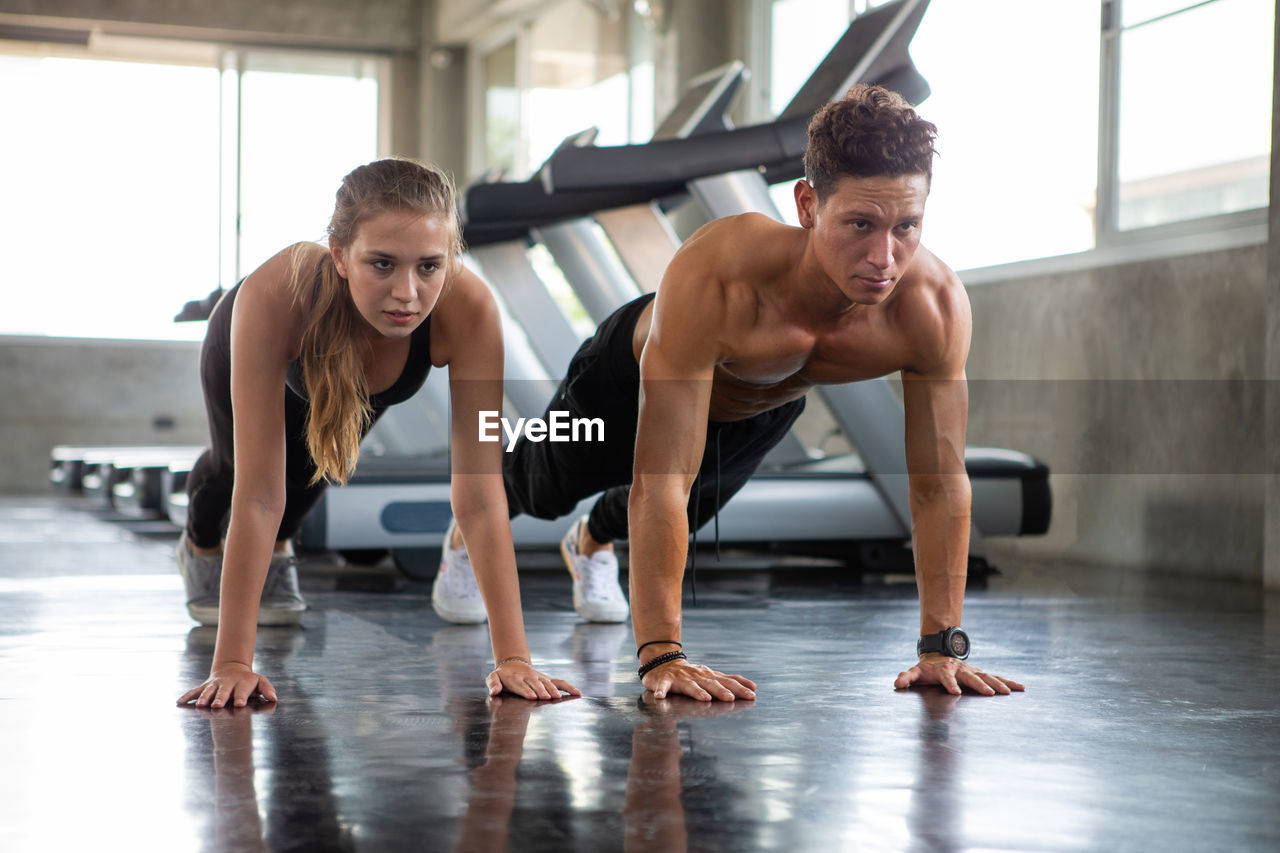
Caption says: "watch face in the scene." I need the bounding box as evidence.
[948,631,969,658]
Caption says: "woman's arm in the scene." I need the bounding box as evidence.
[179,245,314,708]
[433,267,579,700]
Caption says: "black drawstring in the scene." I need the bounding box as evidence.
[687,430,723,608]
[714,431,722,562]
[691,477,699,606]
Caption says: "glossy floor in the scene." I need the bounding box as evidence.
[1,496,1278,852]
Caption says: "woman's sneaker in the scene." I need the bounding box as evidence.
[561,516,629,623]
[176,532,306,626]
[259,553,307,626]
[176,532,222,626]
[431,519,488,624]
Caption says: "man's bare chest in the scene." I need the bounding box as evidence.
[715,323,906,390]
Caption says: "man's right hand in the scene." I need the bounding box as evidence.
[641,657,756,702]
[178,662,278,709]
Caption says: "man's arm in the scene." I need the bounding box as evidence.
[629,244,756,702]
[893,265,1023,695]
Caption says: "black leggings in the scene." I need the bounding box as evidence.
[503,293,805,544]
[184,287,384,549]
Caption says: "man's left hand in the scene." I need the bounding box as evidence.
[894,654,1024,695]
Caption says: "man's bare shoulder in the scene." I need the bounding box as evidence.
[891,246,972,376]
[679,213,795,262]
[664,214,800,311]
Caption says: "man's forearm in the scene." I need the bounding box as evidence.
[910,485,972,635]
[626,476,690,657]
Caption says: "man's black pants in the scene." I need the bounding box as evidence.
[503,292,805,544]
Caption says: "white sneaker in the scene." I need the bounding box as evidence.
[432,519,488,624]
[561,516,629,623]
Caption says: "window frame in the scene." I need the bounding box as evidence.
[752,0,1271,282]
[0,33,390,340]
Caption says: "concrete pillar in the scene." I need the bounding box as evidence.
[416,44,468,183]
[410,1,467,183]
[1265,0,1280,591]
[652,0,737,120]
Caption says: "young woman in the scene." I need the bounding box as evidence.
[177,158,579,708]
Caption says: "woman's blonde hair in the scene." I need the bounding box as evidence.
[292,158,462,485]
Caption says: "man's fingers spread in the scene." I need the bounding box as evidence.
[704,680,736,702]
[981,673,1012,695]
[941,671,961,696]
[966,673,996,696]
[688,685,713,702]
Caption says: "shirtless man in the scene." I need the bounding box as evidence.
[436,84,1025,701]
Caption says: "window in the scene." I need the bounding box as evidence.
[1110,0,1273,232]
[474,0,653,179]
[0,42,382,340]
[765,0,1273,272]
[234,53,381,277]
[0,54,220,340]
[481,38,520,176]
[911,1,1101,270]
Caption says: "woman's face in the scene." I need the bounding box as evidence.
[331,209,452,339]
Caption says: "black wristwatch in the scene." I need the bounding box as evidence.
[917,627,970,660]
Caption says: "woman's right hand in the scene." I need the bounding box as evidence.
[177,662,278,709]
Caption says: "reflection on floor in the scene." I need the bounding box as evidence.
[1,495,1279,851]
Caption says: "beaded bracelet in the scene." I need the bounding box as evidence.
[495,656,531,668]
[636,640,681,659]
[637,650,687,678]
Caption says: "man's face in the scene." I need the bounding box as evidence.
[795,172,929,304]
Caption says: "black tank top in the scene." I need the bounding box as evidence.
[213,276,433,413]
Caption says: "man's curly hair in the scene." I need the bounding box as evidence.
[803,84,938,199]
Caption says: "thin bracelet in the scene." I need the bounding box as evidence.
[636,640,682,659]
[638,650,687,678]
[495,656,531,668]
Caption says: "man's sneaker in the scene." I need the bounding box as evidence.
[176,531,222,626]
[176,532,306,626]
[561,516,629,623]
[432,519,488,624]
[260,553,307,626]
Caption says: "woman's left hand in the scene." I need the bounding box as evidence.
[486,660,581,700]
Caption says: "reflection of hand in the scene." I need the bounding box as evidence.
[893,655,1025,695]
[640,658,756,702]
[485,660,581,700]
[178,662,279,708]
[203,703,275,853]
[638,692,755,720]
[486,693,544,721]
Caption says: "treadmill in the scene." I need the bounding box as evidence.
[467,0,1050,565]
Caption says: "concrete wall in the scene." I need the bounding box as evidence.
[0,337,208,492]
[1265,0,1280,591]
[965,246,1269,584]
